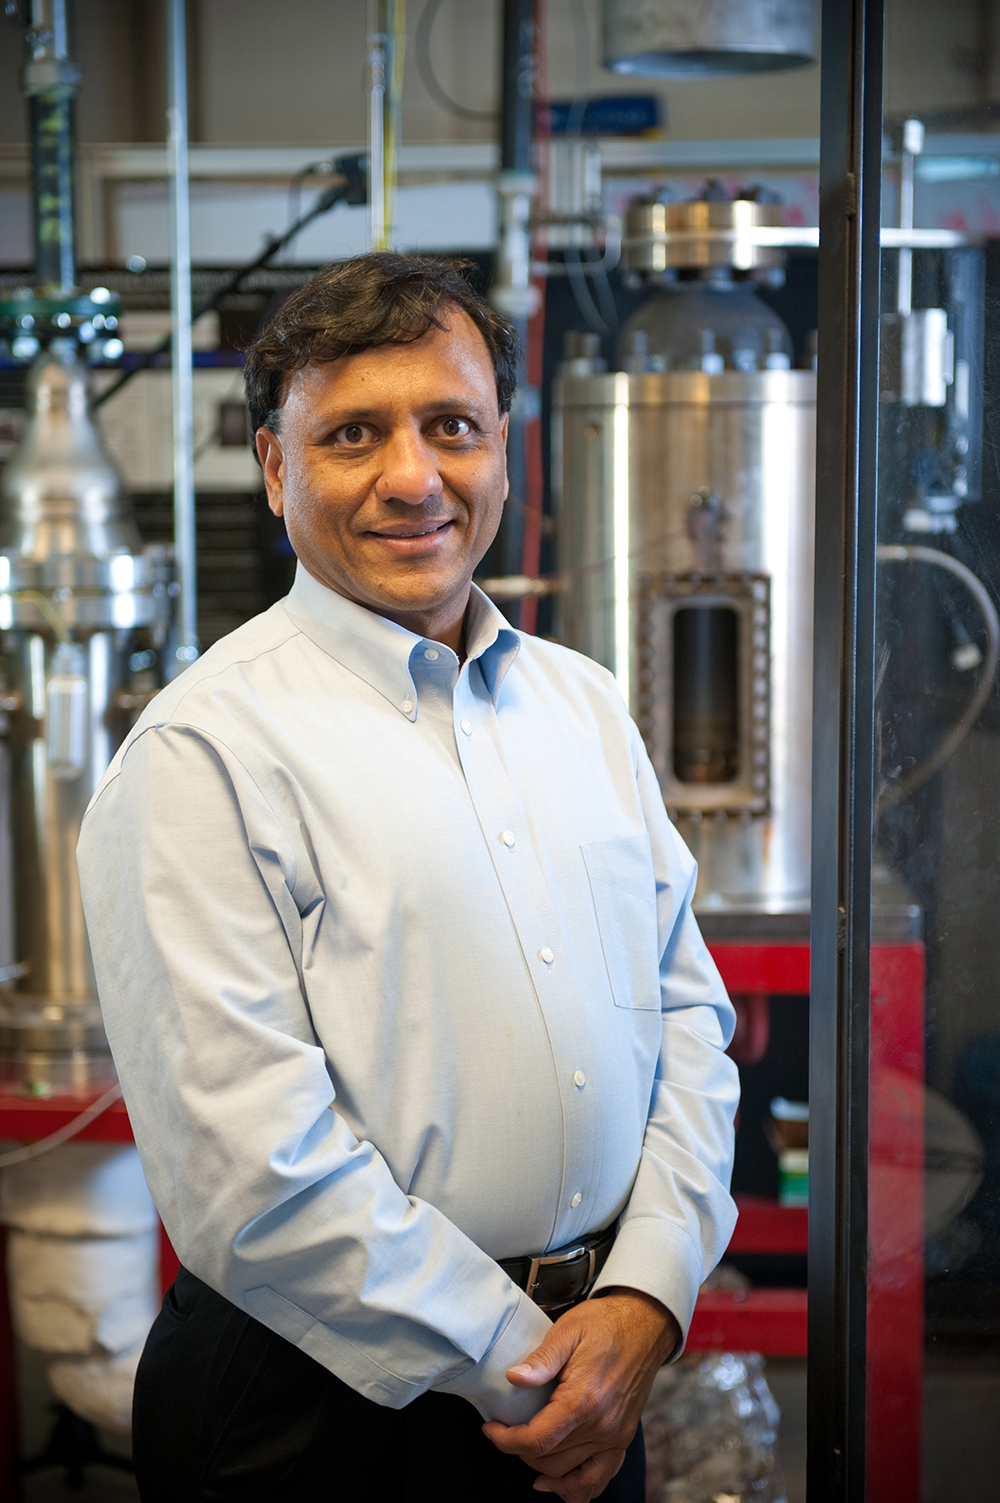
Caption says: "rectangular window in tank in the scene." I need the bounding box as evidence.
[637,574,770,817]
[672,605,740,784]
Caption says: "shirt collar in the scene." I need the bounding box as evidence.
[282,562,520,716]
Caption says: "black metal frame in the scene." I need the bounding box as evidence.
[809,0,885,1496]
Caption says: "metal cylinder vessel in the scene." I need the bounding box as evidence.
[0,347,171,1092]
[603,0,816,76]
[553,366,815,912]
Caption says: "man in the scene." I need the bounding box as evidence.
[78,253,739,1503]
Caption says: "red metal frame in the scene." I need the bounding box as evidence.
[709,942,810,996]
[697,938,925,1503]
[867,940,925,1503]
[689,1288,809,1357]
[728,1196,808,1256]
[0,1094,133,1143]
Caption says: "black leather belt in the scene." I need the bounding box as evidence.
[498,1225,616,1313]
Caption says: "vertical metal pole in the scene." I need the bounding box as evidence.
[809,0,884,1498]
[368,5,386,252]
[490,0,537,626]
[167,0,198,668]
[896,118,923,318]
[25,0,79,292]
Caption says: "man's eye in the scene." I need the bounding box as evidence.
[437,418,471,438]
[337,423,373,445]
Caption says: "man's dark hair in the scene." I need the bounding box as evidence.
[244,252,518,452]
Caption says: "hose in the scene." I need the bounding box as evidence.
[875,544,1000,811]
[0,1081,124,1168]
[415,0,498,120]
[13,590,71,644]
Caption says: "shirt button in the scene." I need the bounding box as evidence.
[573,1070,586,1089]
[401,698,413,713]
[499,830,516,848]
[423,647,440,660]
[460,719,472,736]
[538,947,554,965]
[571,1193,583,1208]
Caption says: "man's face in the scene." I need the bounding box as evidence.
[256,307,509,645]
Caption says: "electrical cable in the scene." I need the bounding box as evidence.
[11,591,71,643]
[92,153,368,411]
[875,544,1000,811]
[415,0,498,121]
[0,1082,124,1168]
[282,159,335,264]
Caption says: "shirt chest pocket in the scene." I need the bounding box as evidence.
[581,836,661,1011]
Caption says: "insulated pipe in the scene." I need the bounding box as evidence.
[501,0,534,174]
[23,0,79,291]
[167,0,198,669]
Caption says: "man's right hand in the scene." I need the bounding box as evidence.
[482,1287,679,1501]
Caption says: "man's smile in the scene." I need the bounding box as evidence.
[366,518,454,538]
[361,516,458,556]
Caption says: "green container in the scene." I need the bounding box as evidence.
[778,1148,809,1207]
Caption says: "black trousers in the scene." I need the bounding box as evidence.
[133,1267,645,1502]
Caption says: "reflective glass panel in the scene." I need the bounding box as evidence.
[870,7,1000,1496]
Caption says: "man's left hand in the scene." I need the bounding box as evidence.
[482,1287,680,1502]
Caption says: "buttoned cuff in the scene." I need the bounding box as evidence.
[432,1289,554,1423]
[589,1216,706,1359]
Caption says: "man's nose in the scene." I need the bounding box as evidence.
[375,428,444,507]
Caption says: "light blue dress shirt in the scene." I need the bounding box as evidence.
[77,564,739,1425]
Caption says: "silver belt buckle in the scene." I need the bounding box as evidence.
[525,1243,598,1308]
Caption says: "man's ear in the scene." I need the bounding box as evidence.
[255,427,285,517]
[499,411,510,500]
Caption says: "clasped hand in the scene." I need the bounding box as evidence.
[482,1287,680,1503]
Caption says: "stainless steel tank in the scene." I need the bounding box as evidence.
[554,280,815,912]
[0,345,171,1092]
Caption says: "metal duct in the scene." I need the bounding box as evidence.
[603,0,816,77]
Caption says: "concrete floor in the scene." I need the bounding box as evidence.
[764,1357,807,1503]
[16,1343,136,1502]
[923,1355,1000,1502]
[24,1470,138,1502]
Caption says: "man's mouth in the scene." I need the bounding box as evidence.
[363,518,456,555]
[368,519,452,540]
